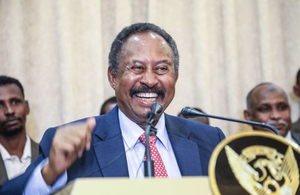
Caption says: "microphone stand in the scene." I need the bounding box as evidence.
[185,110,281,136]
[144,112,157,178]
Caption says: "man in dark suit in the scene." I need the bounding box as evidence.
[0,76,39,185]
[0,23,225,195]
[243,82,300,144]
[292,68,300,132]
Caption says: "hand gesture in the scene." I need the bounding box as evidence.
[42,118,96,185]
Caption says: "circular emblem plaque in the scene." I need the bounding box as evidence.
[209,131,300,195]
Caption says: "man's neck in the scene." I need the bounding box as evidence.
[0,131,27,159]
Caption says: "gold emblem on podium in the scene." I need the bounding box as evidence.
[209,132,300,195]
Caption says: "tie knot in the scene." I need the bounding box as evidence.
[139,133,157,146]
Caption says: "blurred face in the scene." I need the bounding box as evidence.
[103,102,117,114]
[0,84,29,137]
[244,85,292,137]
[108,32,178,128]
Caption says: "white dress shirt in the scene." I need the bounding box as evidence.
[119,110,181,178]
[285,130,297,145]
[0,135,32,180]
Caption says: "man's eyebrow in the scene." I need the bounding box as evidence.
[155,60,172,65]
[131,60,144,64]
[130,59,172,65]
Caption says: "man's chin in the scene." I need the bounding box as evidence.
[0,126,23,137]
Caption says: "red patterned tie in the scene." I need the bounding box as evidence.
[139,133,168,178]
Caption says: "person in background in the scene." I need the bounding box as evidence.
[177,107,210,125]
[0,23,225,195]
[99,96,117,115]
[243,82,300,145]
[291,68,300,132]
[0,76,39,185]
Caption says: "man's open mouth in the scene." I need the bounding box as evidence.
[135,92,158,101]
[130,85,165,100]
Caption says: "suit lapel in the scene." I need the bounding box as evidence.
[30,139,39,162]
[291,131,300,145]
[93,106,129,177]
[93,134,129,177]
[165,115,203,176]
[0,153,8,185]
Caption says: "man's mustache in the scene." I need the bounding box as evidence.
[130,85,165,100]
[1,117,22,126]
[268,120,288,127]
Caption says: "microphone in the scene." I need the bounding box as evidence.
[181,106,281,136]
[144,102,163,177]
[147,102,163,123]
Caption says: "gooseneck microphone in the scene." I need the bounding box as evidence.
[147,102,163,124]
[181,106,281,136]
[144,102,163,177]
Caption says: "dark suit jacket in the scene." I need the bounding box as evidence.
[291,118,300,133]
[0,138,39,185]
[290,118,300,145]
[0,106,225,194]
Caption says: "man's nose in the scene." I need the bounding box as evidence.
[4,104,14,115]
[140,69,158,87]
[270,109,281,120]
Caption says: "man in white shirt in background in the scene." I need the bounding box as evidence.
[243,82,300,145]
[291,68,300,132]
[0,75,39,185]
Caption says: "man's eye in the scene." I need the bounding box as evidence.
[132,66,143,70]
[11,99,20,105]
[257,106,270,112]
[155,66,169,75]
[131,66,145,74]
[278,104,288,111]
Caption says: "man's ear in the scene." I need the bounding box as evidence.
[293,85,300,97]
[175,72,179,82]
[25,100,30,115]
[107,67,116,90]
[243,110,251,121]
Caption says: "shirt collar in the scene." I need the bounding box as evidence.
[285,130,297,144]
[0,136,32,161]
[118,108,169,150]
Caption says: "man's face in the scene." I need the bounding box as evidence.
[108,32,178,127]
[244,85,292,137]
[0,84,29,137]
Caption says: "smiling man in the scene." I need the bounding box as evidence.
[0,76,39,185]
[243,82,300,144]
[0,23,225,195]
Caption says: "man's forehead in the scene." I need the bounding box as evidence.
[252,86,288,105]
[121,32,173,61]
[0,84,23,98]
[123,32,169,48]
[130,31,166,41]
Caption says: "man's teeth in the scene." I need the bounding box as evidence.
[136,93,158,101]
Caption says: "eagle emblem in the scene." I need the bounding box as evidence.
[225,145,299,195]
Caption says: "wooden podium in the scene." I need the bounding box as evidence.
[53,177,212,195]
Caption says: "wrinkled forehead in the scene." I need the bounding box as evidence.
[251,84,288,105]
[121,32,172,54]
[127,31,167,44]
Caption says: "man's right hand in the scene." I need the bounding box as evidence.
[41,118,96,185]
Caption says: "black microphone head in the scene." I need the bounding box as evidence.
[181,106,204,118]
[181,107,193,118]
[151,102,163,115]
